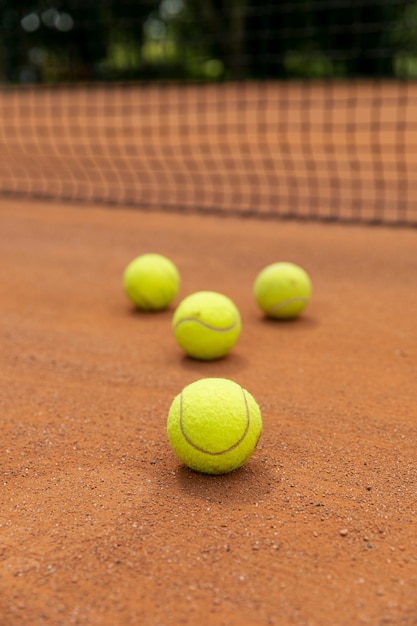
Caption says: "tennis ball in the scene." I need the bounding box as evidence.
[167,378,262,474]
[254,262,312,319]
[123,253,180,311]
[172,291,241,360]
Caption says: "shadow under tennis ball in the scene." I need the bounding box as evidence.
[174,459,276,505]
[126,305,175,317]
[177,351,250,375]
[259,314,319,330]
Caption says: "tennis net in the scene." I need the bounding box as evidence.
[1,1,416,225]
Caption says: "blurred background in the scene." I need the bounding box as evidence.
[1,0,416,84]
[1,1,416,226]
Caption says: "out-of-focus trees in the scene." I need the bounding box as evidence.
[177,0,408,78]
[0,0,413,82]
[0,0,157,82]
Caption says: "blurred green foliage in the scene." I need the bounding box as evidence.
[0,0,415,83]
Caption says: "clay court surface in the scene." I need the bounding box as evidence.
[1,198,417,625]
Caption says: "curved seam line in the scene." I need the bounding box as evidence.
[174,317,238,333]
[179,388,250,456]
[269,296,307,312]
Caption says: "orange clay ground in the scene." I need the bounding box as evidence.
[1,199,417,626]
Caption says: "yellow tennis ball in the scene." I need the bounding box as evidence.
[167,378,262,475]
[172,291,241,360]
[123,253,180,311]
[254,262,312,319]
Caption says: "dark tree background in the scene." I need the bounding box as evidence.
[0,0,412,82]
[243,1,404,77]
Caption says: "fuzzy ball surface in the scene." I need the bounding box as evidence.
[254,262,312,319]
[172,291,241,360]
[123,253,180,311]
[167,378,262,474]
